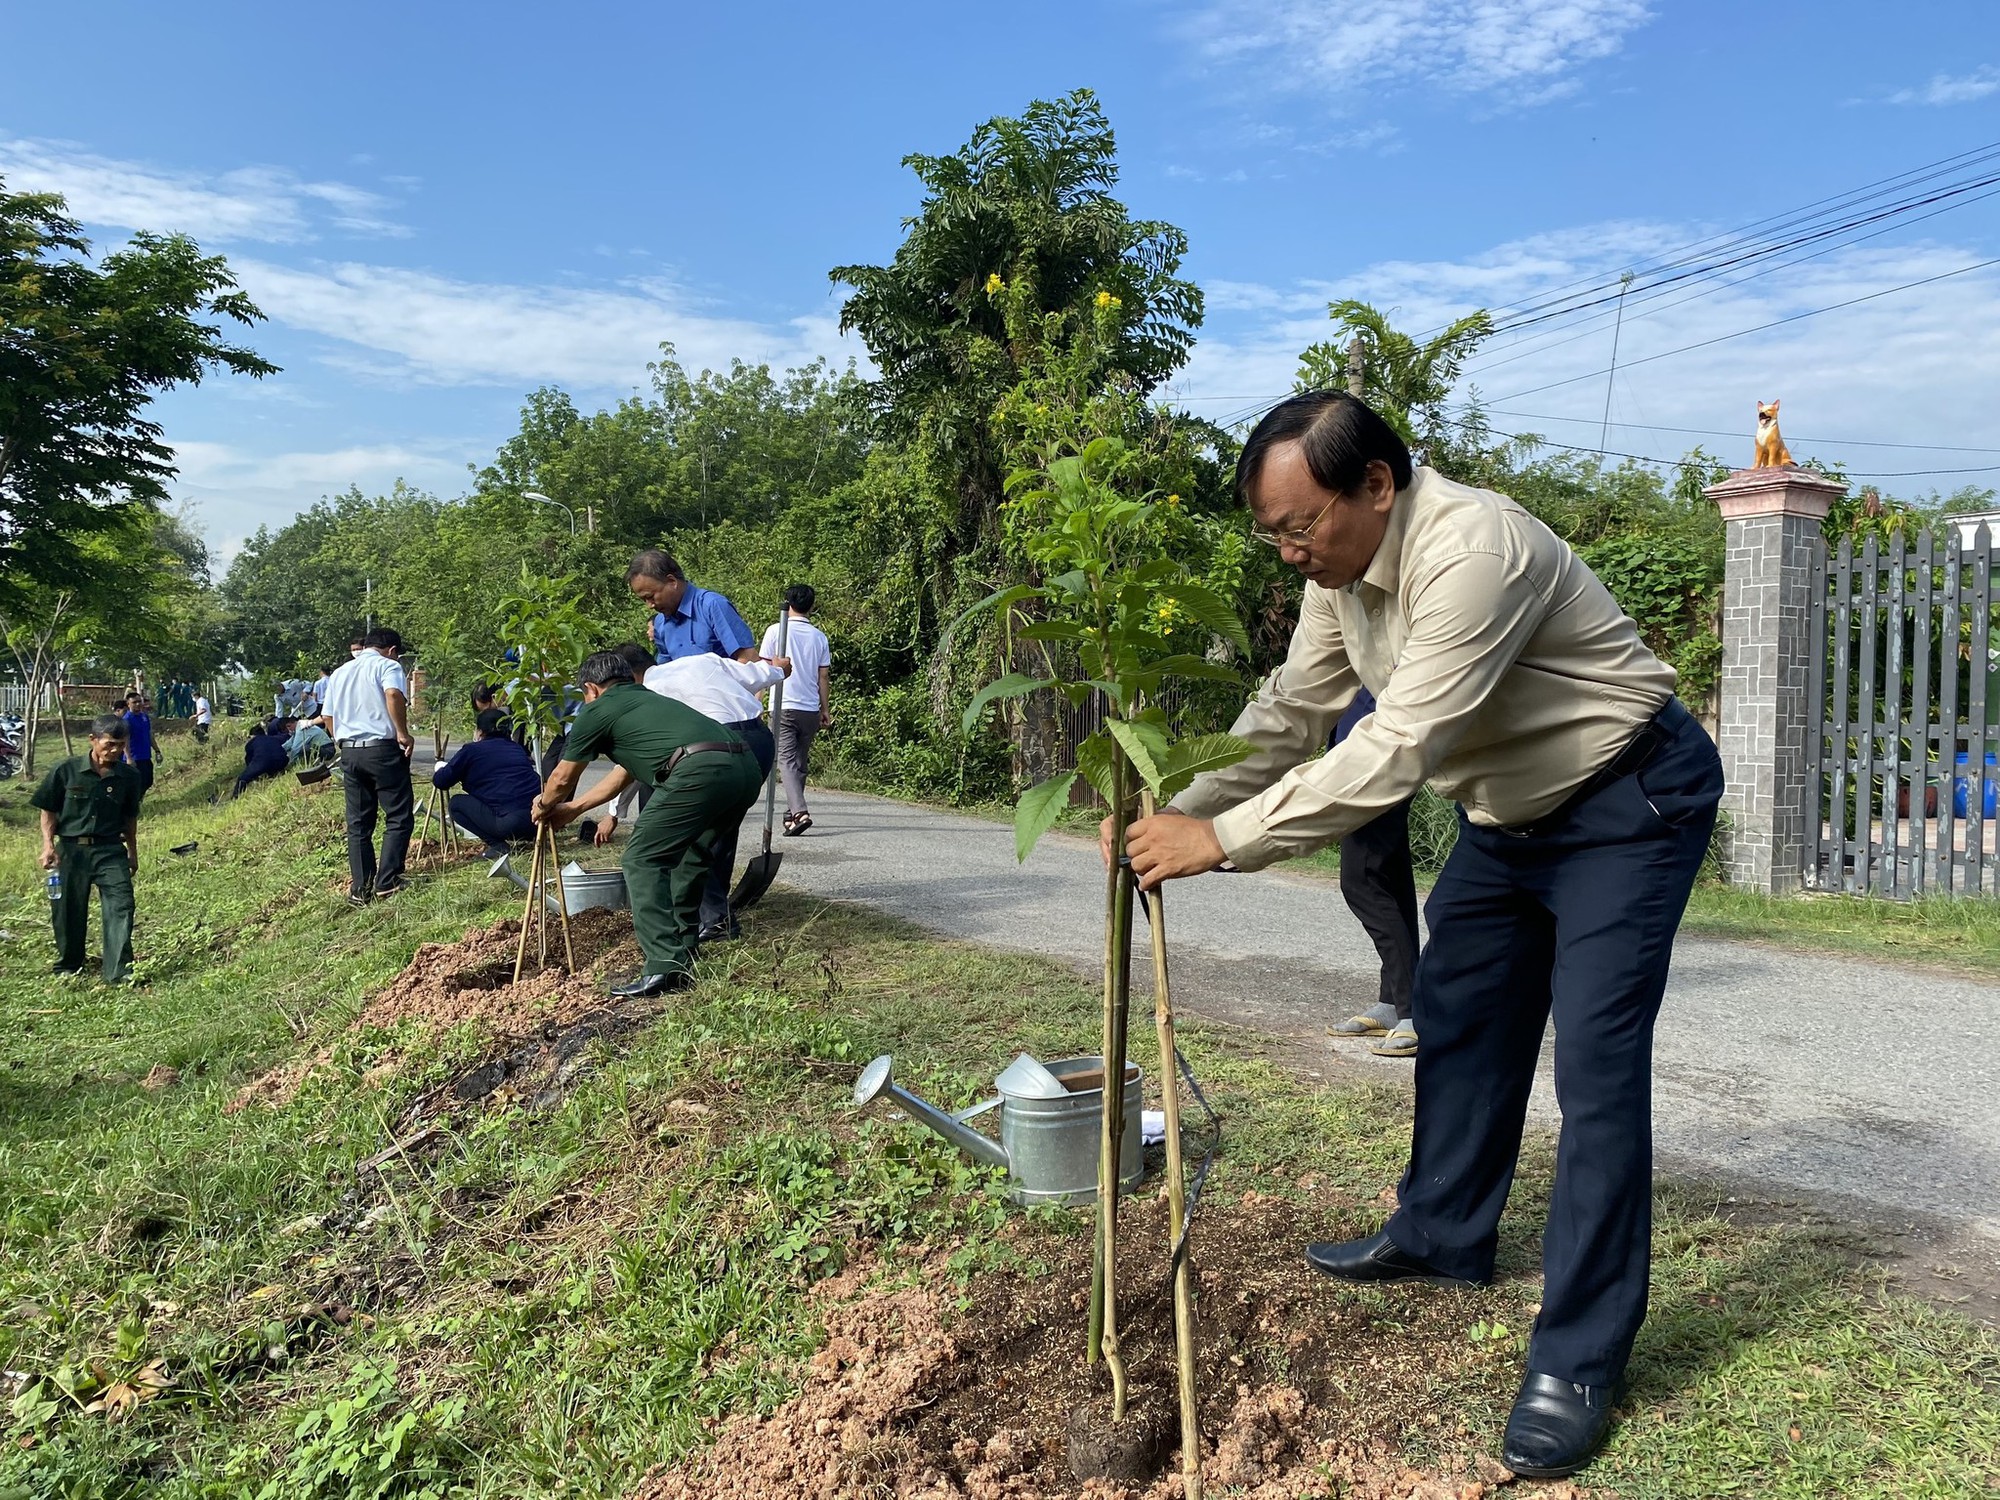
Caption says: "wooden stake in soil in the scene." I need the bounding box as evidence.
[1089,748,1134,1418]
[1140,788,1203,1500]
[512,818,547,983]
[547,824,575,972]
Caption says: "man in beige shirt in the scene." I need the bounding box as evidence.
[1117,392,1722,1479]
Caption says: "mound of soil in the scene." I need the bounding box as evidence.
[638,1194,1618,1500]
[229,907,643,1111]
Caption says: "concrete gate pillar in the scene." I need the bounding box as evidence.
[1707,466,1846,893]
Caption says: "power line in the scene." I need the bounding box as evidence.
[1488,256,2000,405]
[1485,409,2000,455]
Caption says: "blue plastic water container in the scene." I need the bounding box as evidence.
[1953,750,2000,818]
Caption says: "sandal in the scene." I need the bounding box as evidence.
[783,811,813,837]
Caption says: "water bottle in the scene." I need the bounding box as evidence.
[46,870,61,903]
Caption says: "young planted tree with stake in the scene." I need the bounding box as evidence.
[964,427,1250,1494]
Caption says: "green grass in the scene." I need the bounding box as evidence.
[2,728,1995,1497]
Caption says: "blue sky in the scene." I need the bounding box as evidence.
[7,1,1999,558]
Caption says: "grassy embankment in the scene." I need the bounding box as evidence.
[1,728,1995,1498]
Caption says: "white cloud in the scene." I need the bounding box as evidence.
[1172,224,2000,485]
[1183,0,1652,100]
[167,439,478,563]
[1887,65,2000,106]
[233,259,860,390]
[0,137,408,242]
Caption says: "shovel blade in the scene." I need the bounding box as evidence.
[730,850,781,910]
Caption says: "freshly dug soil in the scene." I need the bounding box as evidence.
[229,907,642,1111]
[638,1193,1618,1500]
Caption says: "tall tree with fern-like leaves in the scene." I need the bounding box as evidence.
[831,88,1203,575]
[1296,299,1492,464]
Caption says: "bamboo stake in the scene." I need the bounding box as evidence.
[1092,748,1133,1419]
[1141,788,1203,1499]
[512,820,546,983]
[547,823,575,972]
[411,798,437,866]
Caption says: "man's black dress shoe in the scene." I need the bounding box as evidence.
[1303,1229,1487,1288]
[608,971,693,999]
[696,922,741,944]
[1502,1371,1622,1478]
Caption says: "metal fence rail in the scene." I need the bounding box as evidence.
[1807,524,2000,896]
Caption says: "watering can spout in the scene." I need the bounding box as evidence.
[851,1055,1010,1172]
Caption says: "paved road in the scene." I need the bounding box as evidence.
[712,788,2000,1244]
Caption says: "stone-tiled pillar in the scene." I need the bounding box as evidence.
[1707,466,1846,893]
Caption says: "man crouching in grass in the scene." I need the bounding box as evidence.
[531,651,763,997]
[34,714,144,983]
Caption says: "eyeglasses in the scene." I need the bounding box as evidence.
[1248,493,1338,550]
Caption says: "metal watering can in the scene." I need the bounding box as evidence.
[489,853,629,916]
[852,1052,1143,1206]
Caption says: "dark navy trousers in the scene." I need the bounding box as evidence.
[1385,699,1722,1388]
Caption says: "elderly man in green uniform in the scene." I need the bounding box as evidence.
[34,714,145,982]
[531,650,763,997]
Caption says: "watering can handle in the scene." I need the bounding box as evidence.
[950,1095,1003,1125]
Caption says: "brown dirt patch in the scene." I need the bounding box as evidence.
[228,907,643,1111]
[638,1195,1620,1500]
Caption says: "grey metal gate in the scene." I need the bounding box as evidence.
[1806,524,2000,895]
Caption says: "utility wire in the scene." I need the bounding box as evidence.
[1485,410,2000,455]
[1488,256,2000,405]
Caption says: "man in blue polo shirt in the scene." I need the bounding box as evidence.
[626,550,759,666]
[432,708,542,857]
[122,693,157,795]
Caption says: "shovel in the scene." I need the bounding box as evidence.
[729,608,788,911]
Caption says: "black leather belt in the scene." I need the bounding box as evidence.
[339,735,393,748]
[661,740,747,777]
[1502,701,1680,837]
[61,834,117,846]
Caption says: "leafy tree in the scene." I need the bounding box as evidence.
[1296,299,1492,462]
[831,88,1202,560]
[0,181,276,612]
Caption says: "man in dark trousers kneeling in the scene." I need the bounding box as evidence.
[432,708,540,857]
[1109,392,1721,1479]
[531,651,763,997]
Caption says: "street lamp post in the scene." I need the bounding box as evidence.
[522,490,576,537]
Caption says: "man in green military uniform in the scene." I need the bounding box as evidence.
[533,651,763,997]
[34,714,145,983]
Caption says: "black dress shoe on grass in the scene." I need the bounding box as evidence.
[696,922,741,944]
[1502,1371,1622,1478]
[1303,1229,1487,1288]
[608,971,693,999]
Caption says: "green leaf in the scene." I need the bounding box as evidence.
[1154,581,1252,657]
[1144,653,1243,685]
[1105,717,1171,795]
[1015,619,1095,644]
[962,673,1056,732]
[1155,732,1256,800]
[1073,733,1117,805]
[1015,773,1078,861]
[947,582,1040,638]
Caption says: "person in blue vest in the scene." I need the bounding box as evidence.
[122,693,157,796]
[432,708,542,857]
[625,550,761,941]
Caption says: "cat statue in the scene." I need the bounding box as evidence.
[1754,399,1794,469]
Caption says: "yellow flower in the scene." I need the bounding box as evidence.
[1094,290,1113,309]
[985,273,1004,294]
[1165,493,1182,509]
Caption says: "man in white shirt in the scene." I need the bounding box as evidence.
[192,692,213,744]
[759,584,831,836]
[318,627,416,905]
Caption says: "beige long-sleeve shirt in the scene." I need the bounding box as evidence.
[1173,466,1677,870]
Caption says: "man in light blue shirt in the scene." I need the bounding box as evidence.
[317,627,415,905]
